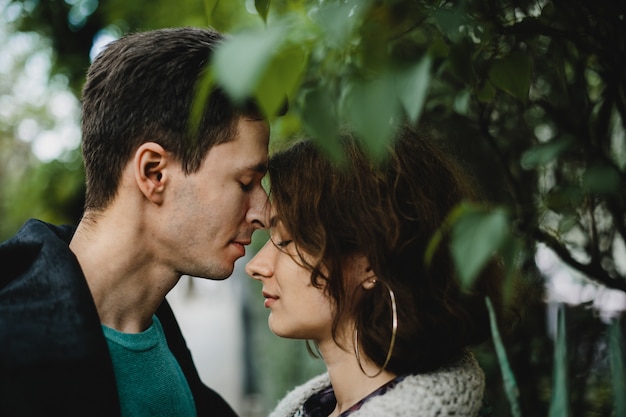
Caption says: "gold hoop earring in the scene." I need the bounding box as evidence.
[354,280,398,378]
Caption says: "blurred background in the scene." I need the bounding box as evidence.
[1,0,625,416]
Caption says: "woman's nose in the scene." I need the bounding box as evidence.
[245,240,273,280]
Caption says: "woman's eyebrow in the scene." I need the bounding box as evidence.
[269,216,278,228]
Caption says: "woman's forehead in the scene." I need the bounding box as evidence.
[268,213,287,235]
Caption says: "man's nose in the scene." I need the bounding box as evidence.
[247,188,270,229]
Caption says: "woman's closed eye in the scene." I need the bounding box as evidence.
[275,239,293,249]
[268,217,294,250]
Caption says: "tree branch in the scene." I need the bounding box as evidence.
[533,227,626,292]
[477,104,525,211]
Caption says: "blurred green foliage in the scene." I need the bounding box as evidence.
[2,0,626,415]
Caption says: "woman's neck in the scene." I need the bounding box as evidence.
[318,338,397,417]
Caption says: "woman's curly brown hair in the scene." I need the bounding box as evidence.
[268,126,507,374]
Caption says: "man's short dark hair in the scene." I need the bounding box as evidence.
[81,27,263,211]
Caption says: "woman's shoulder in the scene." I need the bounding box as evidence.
[268,373,331,417]
[353,351,486,417]
[267,351,485,417]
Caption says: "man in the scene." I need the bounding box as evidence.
[0,27,270,416]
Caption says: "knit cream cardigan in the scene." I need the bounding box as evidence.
[268,351,485,417]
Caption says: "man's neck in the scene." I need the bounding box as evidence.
[70,206,179,333]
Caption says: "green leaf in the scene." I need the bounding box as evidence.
[189,67,216,138]
[424,203,467,267]
[451,204,510,288]
[453,89,471,115]
[202,0,219,25]
[558,214,579,234]
[521,137,573,169]
[395,54,432,124]
[544,185,583,213]
[476,81,496,103]
[213,28,284,103]
[609,318,626,417]
[488,51,532,104]
[428,37,449,59]
[448,39,475,84]
[300,88,343,162]
[312,0,369,47]
[486,297,522,417]
[550,38,568,93]
[582,165,621,195]
[255,43,307,118]
[549,304,570,417]
[498,235,523,304]
[433,1,468,43]
[255,0,270,22]
[342,73,400,159]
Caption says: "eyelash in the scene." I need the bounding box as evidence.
[239,181,253,191]
[275,240,293,249]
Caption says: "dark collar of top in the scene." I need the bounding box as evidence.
[301,374,409,417]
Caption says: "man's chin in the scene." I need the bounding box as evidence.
[188,264,234,281]
[209,265,235,280]
[206,273,231,281]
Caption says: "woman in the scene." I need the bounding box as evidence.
[246,126,506,417]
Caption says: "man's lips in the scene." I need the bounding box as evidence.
[230,239,251,256]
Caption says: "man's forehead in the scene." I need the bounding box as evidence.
[236,160,268,174]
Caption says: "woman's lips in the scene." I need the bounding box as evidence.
[263,291,278,308]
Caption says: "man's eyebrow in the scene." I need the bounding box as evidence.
[246,162,268,174]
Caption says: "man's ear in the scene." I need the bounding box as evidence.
[134,142,169,205]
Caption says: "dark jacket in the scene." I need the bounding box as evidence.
[0,219,237,417]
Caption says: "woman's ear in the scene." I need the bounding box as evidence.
[361,277,378,290]
[134,142,168,205]
[349,255,377,290]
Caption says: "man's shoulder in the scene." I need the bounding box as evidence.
[0,218,75,249]
[6,218,75,241]
[0,219,77,290]
[0,218,105,367]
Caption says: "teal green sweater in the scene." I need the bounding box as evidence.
[102,316,197,417]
